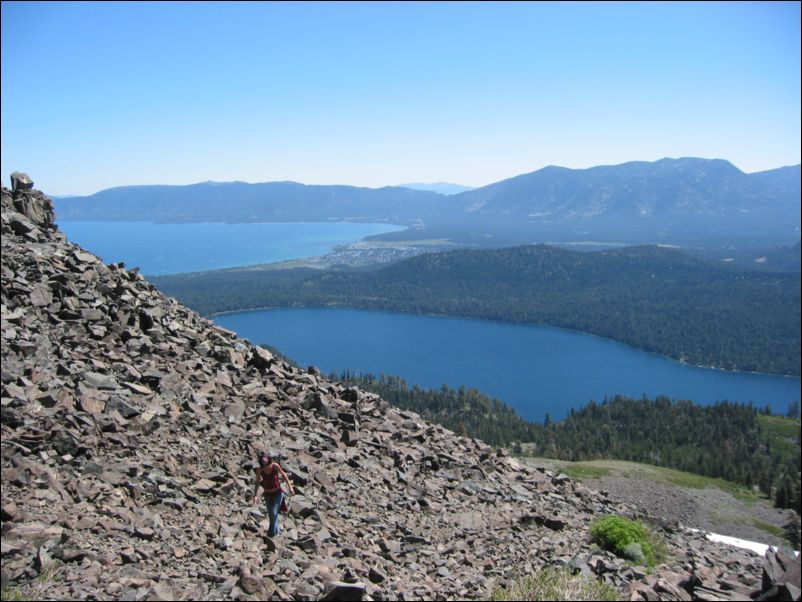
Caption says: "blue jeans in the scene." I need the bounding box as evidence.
[265,491,283,537]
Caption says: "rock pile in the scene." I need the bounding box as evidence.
[1,185,798,600]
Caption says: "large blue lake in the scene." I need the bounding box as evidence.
[58,221,402,275]
[214,307,801,422]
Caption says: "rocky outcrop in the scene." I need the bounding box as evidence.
[1,185,796,600]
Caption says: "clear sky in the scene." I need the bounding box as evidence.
[2,1,800,195]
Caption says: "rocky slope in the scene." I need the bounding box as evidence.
[1,185,799,600]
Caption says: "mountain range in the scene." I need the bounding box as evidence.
[456,158,798,233]
[53,158,800,248]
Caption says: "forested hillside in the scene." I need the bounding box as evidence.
[339,371,801,512]
[153,244,801,375]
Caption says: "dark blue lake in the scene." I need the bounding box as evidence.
[57,221,402,275]
[214,307,801,422]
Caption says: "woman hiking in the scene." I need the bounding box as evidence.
[252,453,295,538]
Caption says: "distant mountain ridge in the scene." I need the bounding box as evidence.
[53,180,451,225]
[53,158,801,247]
[398,182,476,195]
[749,164,802,197]
[450,158,800,242]
[457,158,751,215]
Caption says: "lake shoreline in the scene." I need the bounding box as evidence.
[213,307,800,422]
[57,220,404,277]
[210,303,802,380]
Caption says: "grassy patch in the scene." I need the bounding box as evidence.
[709,512,787,540]
[750,518,785,539]
[660,471,760,504]
[490,567,620,601]
[37,562,61,583]
[561,464,613,480]
[758,414,802,439]
[1,588,28,602]
[529,457,765,506]
[758,415,801,458]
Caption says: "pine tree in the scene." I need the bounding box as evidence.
[784,513,801,549]
[775,474,792,509]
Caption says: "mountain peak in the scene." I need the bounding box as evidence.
[654,156,744,174]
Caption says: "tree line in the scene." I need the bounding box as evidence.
[337,371,801,512]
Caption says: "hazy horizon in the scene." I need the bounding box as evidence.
[35,156,802,198]
[2,2,800,196]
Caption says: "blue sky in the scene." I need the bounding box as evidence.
[2,1,800,195]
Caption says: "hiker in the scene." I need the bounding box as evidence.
[252,453,295,537]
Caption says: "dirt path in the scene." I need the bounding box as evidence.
[528,458,795,547]
[582,475,793,546]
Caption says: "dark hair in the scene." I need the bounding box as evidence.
[259,453,271,466]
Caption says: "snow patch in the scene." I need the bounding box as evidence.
[686,528,799,557]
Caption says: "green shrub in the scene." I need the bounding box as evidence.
[590,515,666,567]
[490,567,620,601]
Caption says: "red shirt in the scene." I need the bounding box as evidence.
[258,464,281,492]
